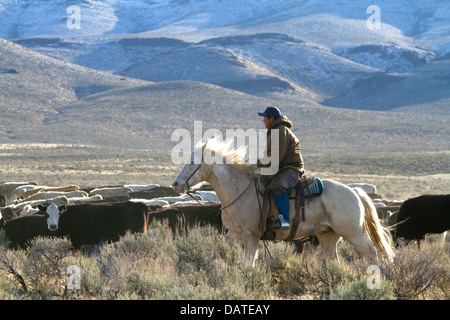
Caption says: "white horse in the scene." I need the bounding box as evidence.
[172,138,394,266]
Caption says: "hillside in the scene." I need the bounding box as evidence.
[0,1,449,196]
[1,0,449,110]
[0,38,448,156]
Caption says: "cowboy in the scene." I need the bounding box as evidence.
[257,106,305,231]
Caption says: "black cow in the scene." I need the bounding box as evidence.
[148,208,187,238]
[1,207,16,220]
[148,204,224,237]
[129,186,179,200]
[40,201,149,249]
[0,214,56,249]
[175,204,223,233]
[393,194,450,248]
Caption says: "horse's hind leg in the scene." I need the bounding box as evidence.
[316,230,341,263]
[345,233,378,262]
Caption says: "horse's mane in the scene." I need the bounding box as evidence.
[195,137,257,175]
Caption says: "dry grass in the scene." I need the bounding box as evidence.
[1,144,448,200]
[0,222,448,300]
[0,142,448,300]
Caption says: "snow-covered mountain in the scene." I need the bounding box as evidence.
[1,0,449,109]
[1,0,448,40]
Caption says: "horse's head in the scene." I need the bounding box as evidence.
[38,203,67,231]
[172,154,205,194]
[171,137,256,194]
[172,139,213,194]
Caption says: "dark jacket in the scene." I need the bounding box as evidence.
[258,115,304,173]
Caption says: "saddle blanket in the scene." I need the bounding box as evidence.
[257,174,324,198]
[304,177,324,198]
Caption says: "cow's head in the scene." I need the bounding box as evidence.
[38,203,67,231]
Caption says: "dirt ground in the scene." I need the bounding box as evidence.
[1,143,449,201]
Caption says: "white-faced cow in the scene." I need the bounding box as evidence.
[38,201,149,249]
[393,194,450,248]
[0,204,60,249]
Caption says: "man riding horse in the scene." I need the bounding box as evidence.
[257,106,305,231]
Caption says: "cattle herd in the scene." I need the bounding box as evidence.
[0,181,448,251]
[0,181,223,249]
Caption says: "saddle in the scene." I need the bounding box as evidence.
[259,173,324,242]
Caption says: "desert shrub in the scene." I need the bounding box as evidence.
[337,239,363,262]
[269,245,361,299]
[271,238,396,299]
[0,246,27,298]
[259,241,305,295]
[380,241,450,299]
[176,225,239,276]
[0,276,17,299]
[83,222,178,299]
[301,254,358,299]
[175,226,277,300]
[263,241,297,271]
[0,221,447,300]
[76,255,107,298]
[112,222,178,260]
[0,236,75,299]
[122,271,173,299]
[330,277,396,300]
[177,231,216,275]
[65,222,278,300]
[22,236,73,299]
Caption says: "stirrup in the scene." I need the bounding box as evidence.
[279,215,290,229]
[271,216,290,231]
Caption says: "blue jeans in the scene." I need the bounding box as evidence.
[273,192,289,221]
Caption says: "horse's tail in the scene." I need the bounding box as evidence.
[353,187,395,261]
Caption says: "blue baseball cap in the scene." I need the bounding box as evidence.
[258,106,281,119]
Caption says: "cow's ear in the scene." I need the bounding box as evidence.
[60,205,67,214]
[37,205,45,212]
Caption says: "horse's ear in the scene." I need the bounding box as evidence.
[202,140,209,154]
[192,139,208,163]
[194,138,208,151]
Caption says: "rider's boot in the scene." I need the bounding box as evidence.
[271,192,290,231]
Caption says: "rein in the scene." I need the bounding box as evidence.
[185,161,256,211]
[186,171,254,211]
[219,178,254,211]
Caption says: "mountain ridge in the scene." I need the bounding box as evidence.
[2,0,448,110]
[1,38,448,156]
[0,1,448,156]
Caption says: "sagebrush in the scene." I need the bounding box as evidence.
[0,222,448,300]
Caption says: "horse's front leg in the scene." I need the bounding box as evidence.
[242,230,259,267]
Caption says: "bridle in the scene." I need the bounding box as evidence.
[184,161,254,211]
[185,148,204,191]
[185,163,202,191]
